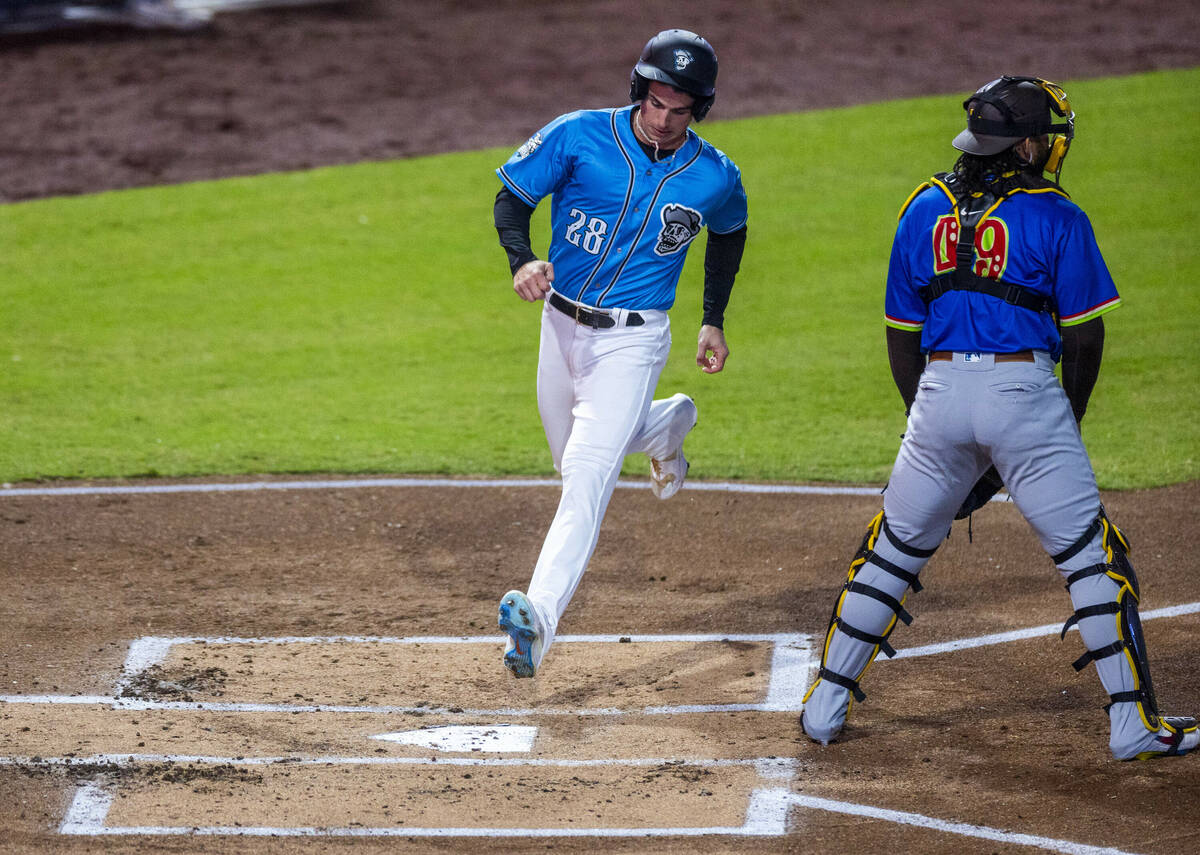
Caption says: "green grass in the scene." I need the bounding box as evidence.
[1,69,1197,488]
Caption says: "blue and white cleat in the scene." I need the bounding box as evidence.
[498,590,543,678]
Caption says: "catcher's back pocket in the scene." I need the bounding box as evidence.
[988,380,1041,395]
[987,376,1055,409]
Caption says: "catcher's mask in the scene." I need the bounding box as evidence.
[629,29,718,121]
[953,76,1075,183]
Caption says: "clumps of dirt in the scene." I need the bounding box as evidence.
[638,762,715,785]
[118,665,228,701]
[153,762,263,787]
[16,761,262,787]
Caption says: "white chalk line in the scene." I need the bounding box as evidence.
[117,631,807,677]
[58,768,796,838]
[0,695,802,716]
[886,601,1200,661]
[8,604,1200,714]
[95,631,813,716]
[787,794,1143,855]
[0,476,890,499]
[55,783,1145,850]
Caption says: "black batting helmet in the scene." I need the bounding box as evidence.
[629,29,718,121]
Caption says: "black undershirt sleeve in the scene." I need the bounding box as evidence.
[886,326,925,414]
[702,226,747,329]
[1059,316,1105,423]
[493,186,538,276]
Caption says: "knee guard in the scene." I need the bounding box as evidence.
[1057,509,1161,732]
[803,510,935,708]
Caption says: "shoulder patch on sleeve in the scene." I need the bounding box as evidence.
[514,132,544,160]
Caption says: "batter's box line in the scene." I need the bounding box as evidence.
[59,759,798,839]
[108,632,815,716]
[58,781,1148,851]
[60,783,794,838]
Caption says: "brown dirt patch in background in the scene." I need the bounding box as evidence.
[1,0,1198,201]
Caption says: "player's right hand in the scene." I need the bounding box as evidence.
[513,260,554,302]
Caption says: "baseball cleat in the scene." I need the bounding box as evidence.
[1128,716,1199,761]
[650,450,689,500]
[498,590,543,678]
[650,394,697,500]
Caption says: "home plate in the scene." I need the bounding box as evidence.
[371,724,537,753]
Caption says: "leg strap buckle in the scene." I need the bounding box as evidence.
[817,667,866,702]
[847,581,913,625]
[835,617,897,658]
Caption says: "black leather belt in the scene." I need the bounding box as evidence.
[549,292,644,329]
[928,350,1034,363]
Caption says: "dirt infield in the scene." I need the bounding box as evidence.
[2,478,1198,851]
[2,1,1200,852]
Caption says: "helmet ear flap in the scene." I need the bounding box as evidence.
[629,71,649,105]
[691,94,715,122]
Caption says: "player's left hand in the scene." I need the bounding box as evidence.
[696,324,728,373]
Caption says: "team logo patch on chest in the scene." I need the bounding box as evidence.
[655,204,703,256]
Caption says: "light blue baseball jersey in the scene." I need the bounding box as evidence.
[497,105,747,311]
[884,181,1120,360]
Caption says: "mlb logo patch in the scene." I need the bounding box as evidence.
[963,352,982,362]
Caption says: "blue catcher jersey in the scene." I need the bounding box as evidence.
[497,105,748,311]
[884,181,1120,360]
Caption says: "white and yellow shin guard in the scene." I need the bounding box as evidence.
[802,511,934,743]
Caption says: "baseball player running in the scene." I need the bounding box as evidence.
[492,29,748,678]
[801,76,1197,760]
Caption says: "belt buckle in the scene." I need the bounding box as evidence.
[574,304,584,325]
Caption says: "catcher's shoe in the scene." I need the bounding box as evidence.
[498,590,544,678]
[799,707,843,746]
[650,394,697,500]
[1124,716,1199,761]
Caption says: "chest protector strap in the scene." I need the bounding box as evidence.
[916,172,1057,316]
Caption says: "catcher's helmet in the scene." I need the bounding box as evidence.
[629,29,718,121]
[953,76,1074,157]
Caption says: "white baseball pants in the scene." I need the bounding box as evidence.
[524,290,696,662]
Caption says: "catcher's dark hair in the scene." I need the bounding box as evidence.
[952,149,1059,196]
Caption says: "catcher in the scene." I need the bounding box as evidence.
[800,76,1197,760]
